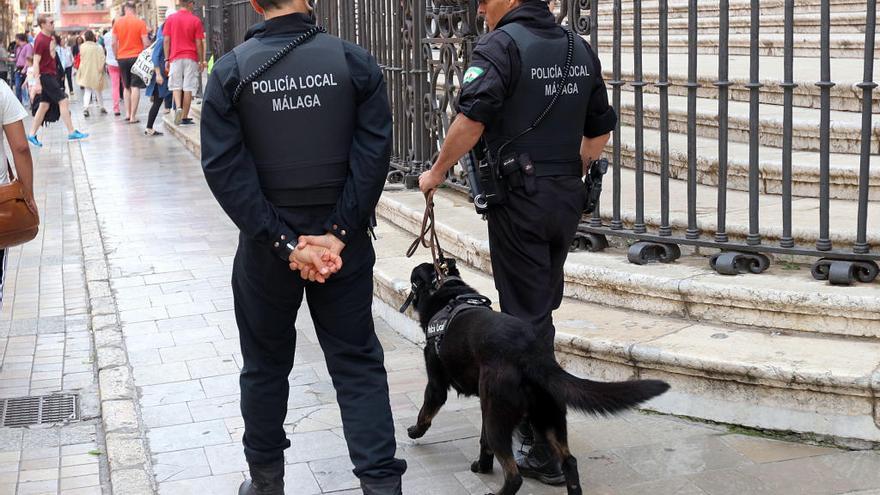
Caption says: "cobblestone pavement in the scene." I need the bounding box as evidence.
[7,98,875,495]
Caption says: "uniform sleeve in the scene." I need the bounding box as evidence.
[322,44,393,244]
[200,55,298,263]
[456,31,516,125]
[583,41,617,138]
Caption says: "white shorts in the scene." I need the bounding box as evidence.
[168,58,199,93]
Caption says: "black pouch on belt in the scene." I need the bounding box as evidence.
[518,153,536,196]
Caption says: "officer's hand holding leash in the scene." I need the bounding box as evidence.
[419,113,486,194]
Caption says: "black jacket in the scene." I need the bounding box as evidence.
[457,1,617,138]
[200,13,391,261]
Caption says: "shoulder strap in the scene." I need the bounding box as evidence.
[232,26,326,105]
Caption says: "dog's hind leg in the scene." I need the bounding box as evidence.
[470,422,494,474]
[543,413,582,495]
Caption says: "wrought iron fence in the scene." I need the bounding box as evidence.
[203,0,879,285]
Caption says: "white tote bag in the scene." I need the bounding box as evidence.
[132,42,156,86]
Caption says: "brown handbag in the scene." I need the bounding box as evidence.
[0,161,38,248]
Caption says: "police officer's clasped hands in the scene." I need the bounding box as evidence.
[288,233,346,283]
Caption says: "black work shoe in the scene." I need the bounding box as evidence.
[516,443,566,486]
[360,475,403,495]
[239,460,284,495]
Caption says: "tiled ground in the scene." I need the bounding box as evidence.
[0,92,864,495]
[0,103,109,495]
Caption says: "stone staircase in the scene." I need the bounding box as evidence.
[168,0,880,445]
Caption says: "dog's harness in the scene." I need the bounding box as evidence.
[426,293,492,355]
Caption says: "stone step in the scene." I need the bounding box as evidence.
[610,125,877,201]
[163,111,200,157]
[604,52,877,114]
[603,33,874,58]
[595,10,868,35]
[371,197,880,445]
[617,92,877,155]
[596,0,869,19]
[377,189,880,337]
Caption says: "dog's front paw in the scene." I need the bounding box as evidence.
[470,459,493,474]
[407,424,427,439]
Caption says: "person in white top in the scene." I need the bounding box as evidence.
[0,78,37,308]
[56,36,74,95]
[103,22,121,116]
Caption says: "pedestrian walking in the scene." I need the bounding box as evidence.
[103,22,122,116]
[77,31,107,117]
[13,34,32,104]
[56,35,74,95]
[113,2,149,124]
[0,77,37,308]
[145,14,172,137]
[200,0,407,493]
[26,14,88,147]
[419,0,616,486]
[162,0,205,125]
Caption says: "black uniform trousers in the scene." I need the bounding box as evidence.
[231,206,406,480]
[487,176,585,355]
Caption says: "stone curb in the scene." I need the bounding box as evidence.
[376,192,880,337]
[68,142,157,495]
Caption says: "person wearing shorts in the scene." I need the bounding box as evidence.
[113,2,149,124]
[26,14,88,147]
[163,0,205,125]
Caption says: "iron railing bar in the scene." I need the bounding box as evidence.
[685,0,699,239]
[657,0,671,236]
[590,0,603,228]
[746,0,761,246]
[715,0,730,243]
[611,0,623,230]
[780,0,795,248]
[855,0,877,255]
[816,0,834,251]
[633,0,646,234]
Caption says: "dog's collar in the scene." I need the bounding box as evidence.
[426,293,492,355]
[398,276,467,314]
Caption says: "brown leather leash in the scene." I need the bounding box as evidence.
[406,189,450,282]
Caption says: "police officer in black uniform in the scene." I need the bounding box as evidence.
[201,1,406,494]
[419,0,616,486]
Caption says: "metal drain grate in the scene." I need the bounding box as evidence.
[0,394,78,427]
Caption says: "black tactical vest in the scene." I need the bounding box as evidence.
[234,33,355,206]
[484,22,594,176]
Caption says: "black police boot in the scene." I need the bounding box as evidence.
[516,439,566,486]
[238,459,284,495]
[360,475,403,495]
[513,419,534,464]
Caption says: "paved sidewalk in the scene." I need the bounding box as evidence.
[51,103,880,495]
[0,112,110,495]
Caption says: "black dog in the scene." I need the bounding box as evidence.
[403,262,670,495]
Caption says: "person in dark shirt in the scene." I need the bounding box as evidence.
[419,0,616,485]
[200,1,406,494]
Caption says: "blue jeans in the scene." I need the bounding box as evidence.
[13,71,24,103]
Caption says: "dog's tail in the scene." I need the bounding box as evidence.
[525,359,670,415]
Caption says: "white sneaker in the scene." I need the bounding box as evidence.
[173,108,183,125]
